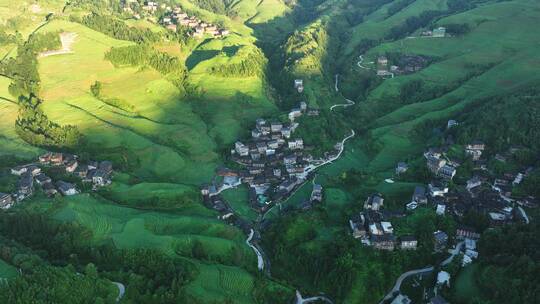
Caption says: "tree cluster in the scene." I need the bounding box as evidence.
[0,211,197,303]
[79,12,162,43]
[105,45,187,88]
[0,33,83,149]
[0,237,117,304]
[90,80,135,112]
[209,46,267,78]
[473,222,540,304]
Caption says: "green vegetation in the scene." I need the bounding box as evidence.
[78,12,162,43]
[1,0,540,302]
[444,223,540,304]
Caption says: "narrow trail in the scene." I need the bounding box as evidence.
[379,242,464,303]
[296,290,334,304]
[112,282,125,302]
[330,74,355,110]
[357,54,372,70]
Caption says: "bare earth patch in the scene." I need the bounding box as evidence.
[30,4,42,14]
[39,32,78,58]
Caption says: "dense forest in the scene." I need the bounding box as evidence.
[470,222,540,304]
[209,46,267,77]
[105,45,187,89]
[0,211,196,303]
[455,90,540,155]
[78,12,162,43]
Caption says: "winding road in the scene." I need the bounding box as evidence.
[296,290,334,304]
[300,130,355,179]
[330,74,356,110]
[357,54,372,70]
[379,242,464,303]
[112,282,126,302]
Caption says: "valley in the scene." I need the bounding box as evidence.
[0,0,539,303]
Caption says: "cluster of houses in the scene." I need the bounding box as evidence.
[122,1,229,38]
[350,119,534,253]
[424,147,458,180]
[0,152,113,209]
[349,194,416,251]
[376,55,429,77]
[421,26,446,38]
[414,133,532,227]
[202,100,331,212]
[160,6,229,38]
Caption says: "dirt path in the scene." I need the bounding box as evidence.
[112,282,125,302]
[357,54,372,70]
[39,32,77,57]
[330,74,356,110]
[296,290,334,304]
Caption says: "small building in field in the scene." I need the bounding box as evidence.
[465,141,485,161]
[39,152,52,164]
[391,294,412,304]
[92,169,110,186]
[288,108,302,121]
[429,181,449,197]
[56,181,78,196]
[447,119,458,129]
[349,214,367,239]
[42,182,57,196]
[50,153,64,165]
[270,121,283,133]
[432,27,446,38]
[396,162,408,174]
[437,271,451,287]
[0,193,13,209]
[17,173,34,197]
[427,156,446,174]
[364,194,384,211]
[438,164,456,180]
[11,165,28,176]
[433,230,448,252]
[466,176,482,191]
[35,174,51,186]
[371,234,396,250]
[412,186,428,204]
[65,160,78,173]
[310,184,323,202]
[288,138,304,150]
[456,226,480,240]
[436,204,446,215]
[399,235,418,250]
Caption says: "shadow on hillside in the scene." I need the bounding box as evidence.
[186,50,220,70]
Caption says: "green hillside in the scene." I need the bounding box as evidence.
[0,0,539,303]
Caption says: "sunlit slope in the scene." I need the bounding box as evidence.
[37,20,218,184]
[354,0,540,174]
[345,0,448,55]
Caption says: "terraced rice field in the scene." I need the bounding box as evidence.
[184,262,255,303]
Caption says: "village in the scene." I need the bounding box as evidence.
[350,119,535,304]
[199,79,350,230]
[121,0,230,39]
[0,152,113,210]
